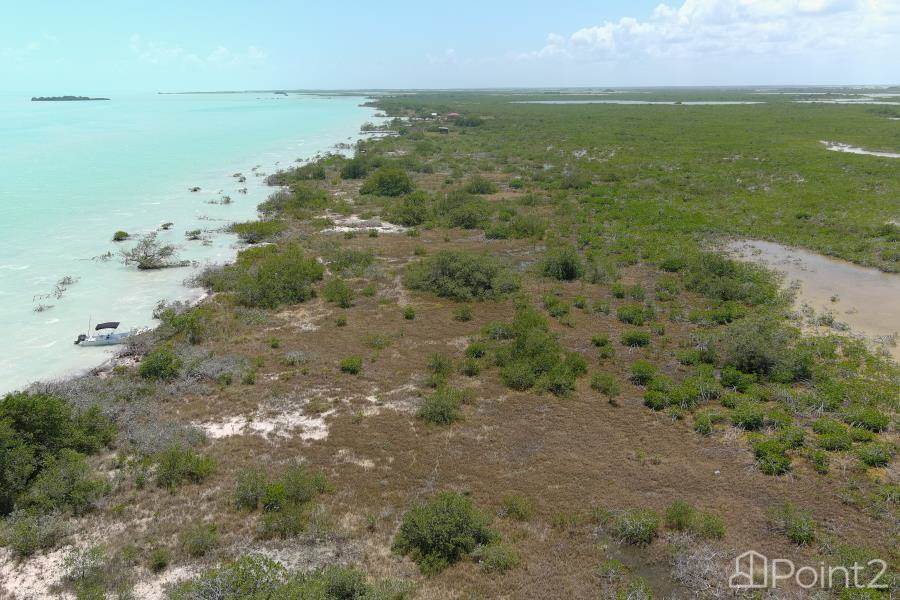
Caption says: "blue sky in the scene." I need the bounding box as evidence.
[2,0,898,92]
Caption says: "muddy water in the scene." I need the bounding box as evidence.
[728,240,900,359]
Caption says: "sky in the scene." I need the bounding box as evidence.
[1,0,898,92]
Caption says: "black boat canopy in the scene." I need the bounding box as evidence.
[95,321,120,331]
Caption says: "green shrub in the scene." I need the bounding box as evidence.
[112,230,129,242]
[0,392,114,517]
[590,373,620,403]
[148,547,171,573]
[340,155,370,179]
[664,500,725,539]
[501,495,534,521]
[542,294,570,318]
[0,510,67,556]
[325,247,375,277]
[693,412,715,435]
[683,252,780,306]
[340,356,362,375]
[621,330,651,347]
[404,250,519,301]
[201,244,324,309]
[322,278,354,308]
[170,555,403,600]
[843,407,890,432]
[229,220,285,244]
[360,167,414,196]
[629,360,656,385]
[654,275,681,301]
[590,336,611,351]
[463,175,499,194]
[611,509,659,545]
[155,446,215,489]
[720,315,808,380]
[539,245,584,281]
[731,401,765,430]
[418,387,465,425]
[818,432,853,452]
[392,491,497,574]
[453,305,473,322]
[617,303,653,326]
[427,353,454,377]
[644,391,667,411]
[768,503,815,545]
[752,437,792,475]
[720,366,756,392]
[139,347,181,380]
[402,306,416,320]
[233,468,266,510]
[180,522,218,557]
[20,450,105,515]
[777,426,806,449]
[387,191,431,226]
[856,443,894,468]
[812,417,846,435]
[473,543,520,573]
[258,184,330,216]
[806,449,829,474]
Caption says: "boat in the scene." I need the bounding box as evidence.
[74,321,149,346]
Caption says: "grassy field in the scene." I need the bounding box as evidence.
[1,89,898,599]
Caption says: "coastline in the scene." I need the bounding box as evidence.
[4,97,384,395]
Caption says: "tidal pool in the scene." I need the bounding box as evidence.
[728,240,900,360]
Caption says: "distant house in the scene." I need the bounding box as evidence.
[438,127,450,134]
[447,112,460,118]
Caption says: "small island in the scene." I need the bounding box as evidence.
[31,95,110,102]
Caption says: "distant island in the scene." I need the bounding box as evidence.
[31,95,110,102]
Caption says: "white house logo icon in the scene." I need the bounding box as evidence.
[730,550,769,589]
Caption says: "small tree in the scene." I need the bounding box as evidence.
[591,372,621,405]
[120,233,184,270]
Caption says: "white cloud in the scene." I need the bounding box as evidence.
[129,35,266,68]
[519,0,900,62]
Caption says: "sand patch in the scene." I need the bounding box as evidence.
[130,565,197,599]
[319,213,407,235]
[195,387,345,441]
[0,546,69,599]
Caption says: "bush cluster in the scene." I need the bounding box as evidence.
[232,466,328,539]
[392,491,497,574]
[201,243,324,309]
[0,392,114,554]
[485,307,587,395]
[404,250,519,301]
[229,220,286,244]
[170,555,407,600]
[360,167,414,196]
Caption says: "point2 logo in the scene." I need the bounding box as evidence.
[729,550,888,590]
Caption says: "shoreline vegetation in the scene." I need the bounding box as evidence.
[1,89,897,599]
[31,96,110,101]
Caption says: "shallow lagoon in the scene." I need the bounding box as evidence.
[0,93,378,393]
[729,240,900,359]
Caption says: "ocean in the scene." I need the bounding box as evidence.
[0,92,378,394]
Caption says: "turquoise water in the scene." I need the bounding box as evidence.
[0,92,377,393]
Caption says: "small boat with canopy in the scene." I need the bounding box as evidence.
[74,321,150,346]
